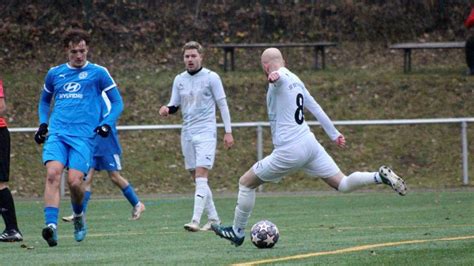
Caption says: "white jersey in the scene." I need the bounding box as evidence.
[267,67,341,147]
[168,67,227,136]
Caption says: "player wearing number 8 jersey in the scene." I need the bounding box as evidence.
[211,48,407,247]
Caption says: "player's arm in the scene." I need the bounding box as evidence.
[216,97,234,149]
[35,85,53,144]
[101,88,123,126]
[0,98,5,117]
[210,72,234,149]
[0,81,6,116]
[95,88,123,138]
[267,70,281,84]
[160,77,180,117]
[38,88,53,124]
[302,88,345,147]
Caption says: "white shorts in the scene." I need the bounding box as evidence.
[181,131,217,170]
[253,133,340,182]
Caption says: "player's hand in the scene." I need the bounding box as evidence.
[223,133,234,149]
[95,124,111,138]
[34,123,48,144]
[335,134,346,148]
[159,106,169,117]
[267,71,280,83]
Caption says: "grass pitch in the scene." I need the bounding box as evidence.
[2,190,473,265]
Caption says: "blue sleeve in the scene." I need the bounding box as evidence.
[38,88,53,124]
[101,88,123,126]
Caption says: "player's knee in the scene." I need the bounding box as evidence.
[45,168,62,184]
[69,178,82,189]
[337,176,352,193]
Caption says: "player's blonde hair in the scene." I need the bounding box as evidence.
[182,41,203,55]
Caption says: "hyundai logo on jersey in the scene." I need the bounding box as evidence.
[63,82,81,93]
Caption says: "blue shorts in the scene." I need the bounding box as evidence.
[43,134,94,174]
[92,153,122,172]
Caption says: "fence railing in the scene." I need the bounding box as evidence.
[10,117,473,196]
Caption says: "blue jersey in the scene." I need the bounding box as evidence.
[41,62,117,138]
[94,93,122,156]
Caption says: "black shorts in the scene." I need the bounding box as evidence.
[466,35,474,69]
[0,127,10,182]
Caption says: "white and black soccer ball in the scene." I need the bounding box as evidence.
[250,220,279,248]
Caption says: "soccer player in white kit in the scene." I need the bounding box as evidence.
[211,48,407,246]
[159,41,234,232]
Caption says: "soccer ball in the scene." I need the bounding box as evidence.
[250,220,279,248]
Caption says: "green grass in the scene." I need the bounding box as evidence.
[2,191,473,265]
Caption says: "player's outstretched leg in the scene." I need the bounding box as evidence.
[210,224,245,247]
[42,225,58,247]
[379,166,407,196]
[73,214,87,242]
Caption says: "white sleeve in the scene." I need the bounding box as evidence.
[167,76,181,107]
[209,72,226,101]
[303,88,341,141]
[216,98,232,133]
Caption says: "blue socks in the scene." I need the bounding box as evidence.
[44,206,59,226]
[122,185,139,207]
[82,191,92,213]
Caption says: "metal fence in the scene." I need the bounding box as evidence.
[10,117,473,196]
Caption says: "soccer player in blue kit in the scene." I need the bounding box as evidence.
[62,93,145,222]
[34,29,123,247]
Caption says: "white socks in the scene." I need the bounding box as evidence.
[338,172,381,193]
[192,177,220,223]
[233,184,256,237]
[205,184,219,221]
[192,177,209,223]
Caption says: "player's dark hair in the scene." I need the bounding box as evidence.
[182,41,203,55]
[63,29,90,48]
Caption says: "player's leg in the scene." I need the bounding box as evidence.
[0,128,22,242]
[67,137,94,242]
[186,135,218,232]
[298,133,406,195]
[211,167,263,246]
[466,35,474,75]
[184,167,210,232]
[0,183,22,242]
[212,146,295,246]
[62,168,94,223]
[324,167,407,196]
[198,138,221,231]
[201,185,221,231]
[82,169,94,214]
[43,160,64,247]
[108,170,145,220]
[67,169,87,242]
[181,134,202,231]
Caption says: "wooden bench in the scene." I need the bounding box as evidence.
[209,42,337,71]
[389,42,466,73]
